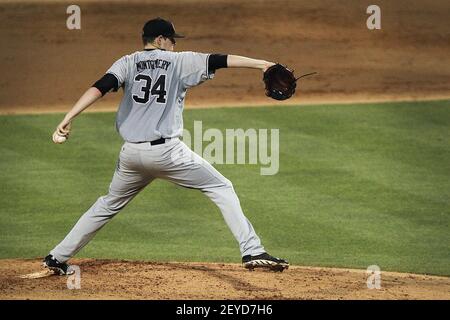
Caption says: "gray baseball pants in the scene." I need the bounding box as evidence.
[50,138,265,262]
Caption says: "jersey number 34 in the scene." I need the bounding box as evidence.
[132,74,167,104]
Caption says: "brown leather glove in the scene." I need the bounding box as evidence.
[263,64,316,100]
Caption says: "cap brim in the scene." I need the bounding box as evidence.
[172,33,185,38]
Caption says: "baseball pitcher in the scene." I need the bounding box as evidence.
[45,18,289,274]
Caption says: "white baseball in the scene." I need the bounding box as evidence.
[52,132,67,144]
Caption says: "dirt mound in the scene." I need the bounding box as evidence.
[0,259,449,300]
[0,0,449,114]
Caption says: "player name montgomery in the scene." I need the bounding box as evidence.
[136,59,171,72]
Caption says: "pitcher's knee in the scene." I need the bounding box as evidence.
[221,178,233,189]
[211,178,234,192]
[96,195,126,216]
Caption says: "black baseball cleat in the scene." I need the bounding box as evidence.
[242,253,289,272]
[43,254,74,275]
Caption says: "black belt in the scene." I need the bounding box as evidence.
[135,137,170,145]
[150,137,167,145]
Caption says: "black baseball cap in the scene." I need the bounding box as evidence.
[142,17,184,38]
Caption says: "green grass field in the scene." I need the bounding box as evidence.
[0,100,449,276]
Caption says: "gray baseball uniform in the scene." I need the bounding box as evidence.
[110,50,213,142]
[50,49,265,262]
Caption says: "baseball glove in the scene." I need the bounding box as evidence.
[263,64,316,100]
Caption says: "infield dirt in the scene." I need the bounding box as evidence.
[1,259,449,300]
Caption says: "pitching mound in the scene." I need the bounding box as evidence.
[0,259,449,300]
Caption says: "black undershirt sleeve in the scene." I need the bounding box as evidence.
[208,54,228,72]
[92,73,119,96]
